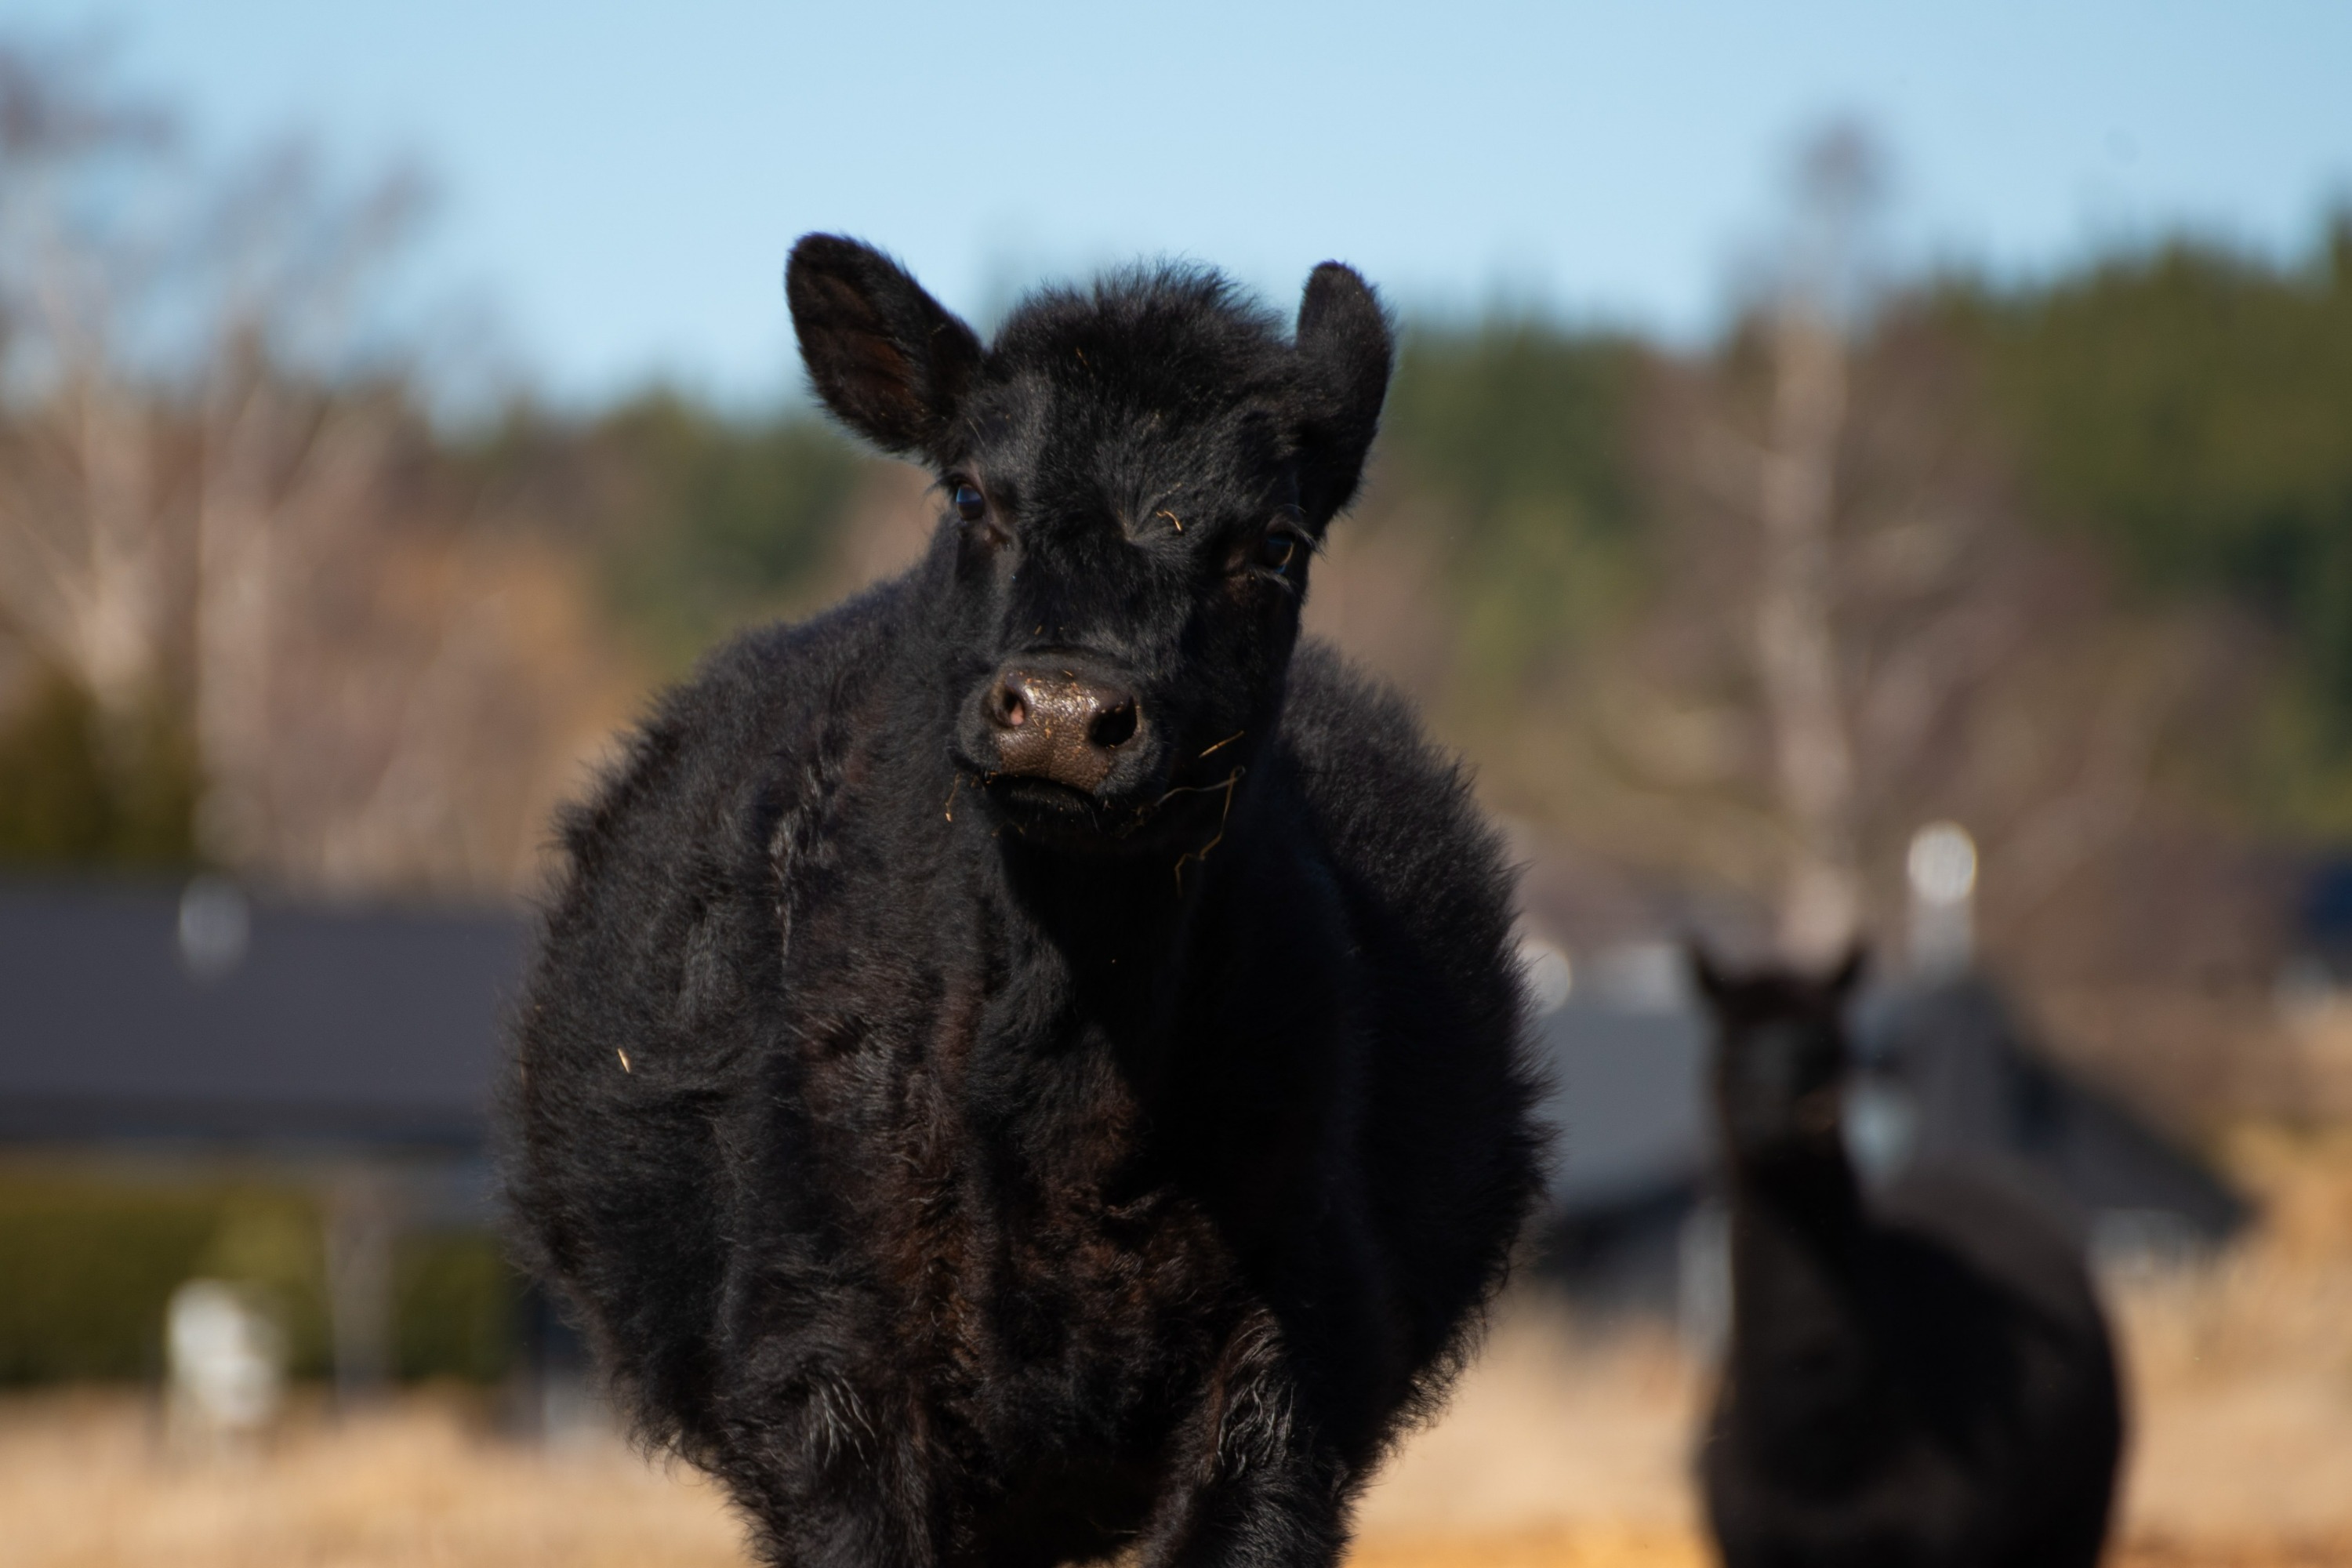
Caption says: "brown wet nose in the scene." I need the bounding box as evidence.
[985,667,1142,791]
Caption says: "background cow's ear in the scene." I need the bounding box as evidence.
[786,234,982,459]
[1824,942,1869,1000]
[1294,262,1394,525]
[1686,940,1733,1007]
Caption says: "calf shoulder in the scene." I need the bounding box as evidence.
[506,573,916,1457]
[1277,643,1544,1392]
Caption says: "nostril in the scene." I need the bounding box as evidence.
[1089,699,1138,750]
[992,678,1029,730]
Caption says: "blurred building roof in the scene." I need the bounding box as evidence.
[1857,976,2250,1241]
[1531,964,2251,1307]
[1534,995,1710,1214]
[0,880,524,1150]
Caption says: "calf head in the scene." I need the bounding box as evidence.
[786,234,1392,855]
[1690,945,1867,1165]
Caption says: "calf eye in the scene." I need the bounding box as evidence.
[1255,531,1299,575]
[952,483,986,523]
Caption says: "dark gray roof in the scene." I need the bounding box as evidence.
[1860,977,2249,1240]
[1533,1000,1708,1210]
[0,880,524,1149]
[1530,974,2248,1242]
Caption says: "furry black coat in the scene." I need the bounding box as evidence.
[504,238,1542,1568]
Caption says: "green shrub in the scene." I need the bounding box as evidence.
[0,1163,516,1385]
[0,671,201,872]
[394,1231,517,1383]
[0,1171,220,1381]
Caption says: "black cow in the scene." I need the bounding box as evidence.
[1691,947,2124,1568]
[503,237,1544,1568]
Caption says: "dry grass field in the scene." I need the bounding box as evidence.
[3,1128,2347,1568]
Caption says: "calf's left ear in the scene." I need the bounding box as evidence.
[1293,263,1394,524]
[787,234,983,460]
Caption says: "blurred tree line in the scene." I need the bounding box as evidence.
[5,44,2351,1116]
[1345,142,2352,1120]
[1947,230,2352,830]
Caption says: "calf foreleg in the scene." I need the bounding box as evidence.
[714,1366,938,1568]
[1135,1311,1359,1568]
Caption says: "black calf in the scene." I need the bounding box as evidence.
[503,237,1543,1568]
[1692,948,2124,1568]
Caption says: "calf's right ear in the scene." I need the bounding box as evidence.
[1293,263,1394,524]
[786,234,982,459]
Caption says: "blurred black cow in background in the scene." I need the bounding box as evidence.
[1691,946,2122,1568]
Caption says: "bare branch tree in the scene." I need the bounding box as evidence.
[0,36,627,897]
[1748,125,1898,959]
[0,40,181,725]
[1490,120,2249,998]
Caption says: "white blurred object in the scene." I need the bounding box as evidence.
[176,876,251,980]
[1677,1199,1732,1364]
[1843,1077,1918,1185]
[2090,1207,2207,1283]
[167,1279,285,1446]
[1517,937,1574,1014]
[1905,822,1977,979]
[1584,942,1689,1013]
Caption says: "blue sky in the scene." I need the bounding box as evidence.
[21,0,2352,404]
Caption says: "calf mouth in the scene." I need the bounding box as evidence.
[961,762,1243,861]
[968,768,1163,852]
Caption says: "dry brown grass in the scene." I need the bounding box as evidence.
[1355,1123,2352,1568]
[2,1128,2347,1568]
[2108,1126,2352,1547]
[0,1389,747,1568]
